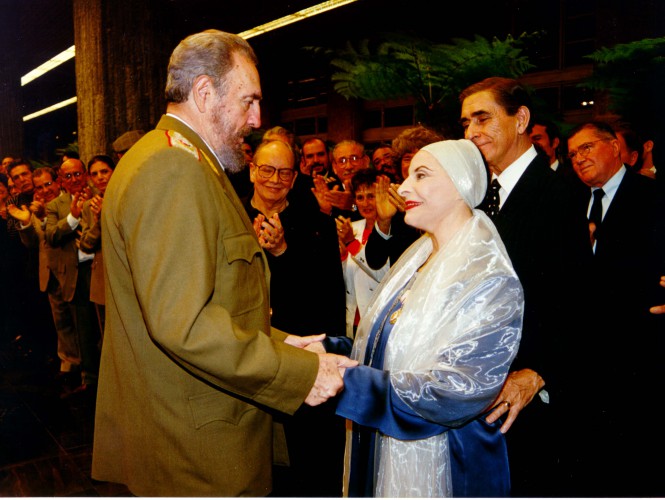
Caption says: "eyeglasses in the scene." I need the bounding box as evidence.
[567,139,608,161]
[63,171,84,180]
[336,154,363,165]
[34,181,54,191]
[256,164,295,181]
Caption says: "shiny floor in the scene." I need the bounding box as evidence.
[0,333,131,496]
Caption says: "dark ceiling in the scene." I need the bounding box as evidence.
[3,0,665,161]
[4,0,508,159]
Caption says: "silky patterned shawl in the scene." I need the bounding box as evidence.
[344,140,524,497]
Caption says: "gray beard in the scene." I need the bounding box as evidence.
[216,144,245,174]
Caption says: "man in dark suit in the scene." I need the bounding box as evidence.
[459,77,593,496]
[567,121,665,496]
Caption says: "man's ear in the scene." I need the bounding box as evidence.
[248,162,257,183]
[191,75,214,113]
[289,170,298,189]
[516,106,531,135]
[629,150,639,166]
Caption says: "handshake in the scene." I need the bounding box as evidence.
[285,333,358,406]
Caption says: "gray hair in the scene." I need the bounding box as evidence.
[165,29,258,103]
[332,139,365,159]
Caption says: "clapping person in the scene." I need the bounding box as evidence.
[334,139,524,497]
[244,139,348,497]
[79,154,115,335]
[45,158,100,396]
[363,173,419,272]
[312,139,368,218]
[371,144,400,181]
[10,167,81,385]
[337,169,390,338]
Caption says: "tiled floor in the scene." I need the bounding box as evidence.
[0,333,131,497]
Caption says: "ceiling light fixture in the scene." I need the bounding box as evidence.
[20,0,357,119]
[237,0,359,39]
[21,45,76,86]
[23,97,78,122]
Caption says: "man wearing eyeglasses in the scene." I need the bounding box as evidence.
[10,167,81,386]
[244,139,347,497]
[566,121,665,496]
[45,157,100,397]
[312,139,368,219]
[460,77,593,496]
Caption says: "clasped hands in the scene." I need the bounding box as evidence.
[252,213,287,256]
[285,333,358,406]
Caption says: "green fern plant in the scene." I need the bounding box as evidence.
[307,32,538,131]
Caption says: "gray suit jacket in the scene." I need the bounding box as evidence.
[80,201,104,304]
[18,214,49,292]
[45,193,84,301]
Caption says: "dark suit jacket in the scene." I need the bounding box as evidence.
[364,211,421,270]
[490,154,593,400]
[488,153,595,495]
[572,169,665,496]
[591,170,665,401]
[244,197,346,338]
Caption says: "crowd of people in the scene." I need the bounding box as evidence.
[1,28,664,498]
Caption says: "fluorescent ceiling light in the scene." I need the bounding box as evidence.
[20,1,357,119]
[23,97,78,122]
[21,45,76,86]
[238,0,359,39]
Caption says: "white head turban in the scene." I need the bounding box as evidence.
[420,139,487,208]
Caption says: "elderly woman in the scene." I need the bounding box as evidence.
[334,139,524,497]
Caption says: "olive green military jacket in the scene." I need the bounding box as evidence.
[91,115,319,496]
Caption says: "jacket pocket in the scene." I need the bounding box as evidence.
[222,232,265,316]
[188,390,255,429]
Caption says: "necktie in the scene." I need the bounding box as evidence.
[589,188,605,243]
[482,178,501,219]
[589,188,605,228]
